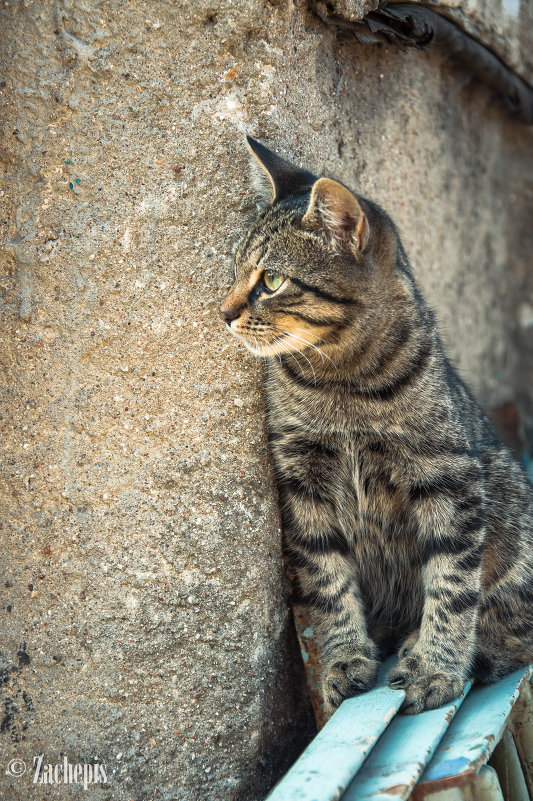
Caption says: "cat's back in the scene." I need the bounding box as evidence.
[445,366,533,527]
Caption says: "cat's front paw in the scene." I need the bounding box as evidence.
[388,652,425,689]
[388,654,464,715]
[397,630,420,660]
[402,673,464,715]
[322,653,379,718]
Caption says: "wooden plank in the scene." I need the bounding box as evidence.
[265,661,404,801]
[413,666,532,799]
[340,681,471,801]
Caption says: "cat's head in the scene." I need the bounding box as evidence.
[220,137,404,370]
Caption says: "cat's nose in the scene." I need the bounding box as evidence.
[219,306,240,324]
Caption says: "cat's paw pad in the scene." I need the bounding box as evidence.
[401,672,464,715]
[322,654,379,717]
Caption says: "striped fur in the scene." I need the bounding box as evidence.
[220,139,533,716]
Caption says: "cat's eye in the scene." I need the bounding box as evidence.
[263,271,285,292]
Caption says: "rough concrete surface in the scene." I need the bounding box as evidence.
[422,0,533,84]
[0,1,532,800]
[320,0,533,84]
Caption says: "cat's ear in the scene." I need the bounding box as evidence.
[303,177,369,254]
[246,135,317,207]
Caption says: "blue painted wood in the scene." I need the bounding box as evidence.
[340,681,472,801]
[265,660,404,801]
[417,666,532,787]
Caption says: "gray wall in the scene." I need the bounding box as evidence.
[320,0,533,84]
[1,2,532,800]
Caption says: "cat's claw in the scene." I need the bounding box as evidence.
[322,653,379,718]
[388,654,421,689]
[389,676,406,688]
[389,654,464,714]
[401,673,464,715]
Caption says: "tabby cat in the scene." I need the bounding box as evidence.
[220,136,533,716]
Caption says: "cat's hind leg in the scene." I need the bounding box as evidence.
[473,602,533,682]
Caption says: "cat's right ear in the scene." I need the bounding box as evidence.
[246,135,317,208]
[302,177,369,256]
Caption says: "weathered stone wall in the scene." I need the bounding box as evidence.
[1,2,532,800]
[321,0,533,84]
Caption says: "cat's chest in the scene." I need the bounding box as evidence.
[346,441,411,536]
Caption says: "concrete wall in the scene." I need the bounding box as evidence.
[321,0,533,83]
[1,2,532,800]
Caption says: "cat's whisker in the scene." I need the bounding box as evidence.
[285,326,340,367]
[277,328,339,371]
[268,322,337,367]
[275,337,317,387]
[252,336,267,365]
[272,337,316,385]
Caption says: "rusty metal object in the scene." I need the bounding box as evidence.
[413,667,532,799]
[291,602,327,730]
[504,680,533,799]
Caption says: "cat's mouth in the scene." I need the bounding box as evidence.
[228,324,289,357]
[227,321,321,360]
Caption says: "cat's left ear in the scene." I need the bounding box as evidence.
[246,135,317,207]
[303,177,369,255]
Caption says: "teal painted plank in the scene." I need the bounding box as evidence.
[266,661,404,801]
[417,666,532,786]
[340,681,472,801]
